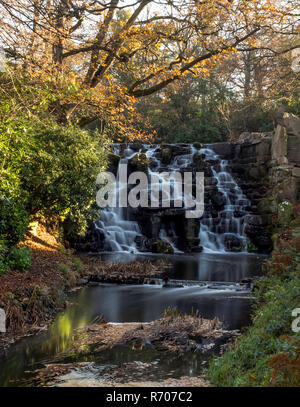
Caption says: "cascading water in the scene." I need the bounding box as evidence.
[95,146,142,253]
[95,143,251,254]
[197,148,251,253]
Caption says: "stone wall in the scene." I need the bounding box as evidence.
[209,112,300,252]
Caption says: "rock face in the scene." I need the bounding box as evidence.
[231,111,300,252]
[0,308,6,333]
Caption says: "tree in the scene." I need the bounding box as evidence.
[0,0,297,134]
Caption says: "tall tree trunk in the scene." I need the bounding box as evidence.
[243,51,252,101]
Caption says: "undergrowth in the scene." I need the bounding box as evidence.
[207,213,300,387]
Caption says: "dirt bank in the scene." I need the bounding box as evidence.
[0,223,166,351]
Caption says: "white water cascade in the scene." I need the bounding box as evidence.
[198,148,251,253]
[95,144,251,254]
[95,146,141,253]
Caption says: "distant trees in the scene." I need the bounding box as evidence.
[136,74,231,143]
[0,0,298,138]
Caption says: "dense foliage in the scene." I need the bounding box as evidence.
[207,210,300,386]
[0,73,109,273]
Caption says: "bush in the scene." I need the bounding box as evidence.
[71,256,84,272]
[14,122,108,241]
[6,246,32,272]
[207,219,300,387]
[0,198,29,247]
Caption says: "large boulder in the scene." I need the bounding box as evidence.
[211,191,226,210]
[245,222,273,253]
[257,197,277,215]
[224,235,243,252]
[76,221,106,252]
[128,152,150,173]
[279,112,300,137]
[151,239,174,254]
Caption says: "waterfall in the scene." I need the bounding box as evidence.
[96,143,251,254]
[197,147,250,253]
[95,146,142,253]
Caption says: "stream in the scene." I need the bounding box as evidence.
[0,252,266,387]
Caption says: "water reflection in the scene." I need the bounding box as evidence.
[98,252,267,282]
[0,253,266,387]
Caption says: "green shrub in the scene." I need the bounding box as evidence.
[6,246,32,272]
[207,274,300,386]
[18,122,108,239]
[58,263,71,274]
[0,198,29,247]
[71,256,84,272]
[0,260,7,275]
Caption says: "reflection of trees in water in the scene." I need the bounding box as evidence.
[42,290,95,355]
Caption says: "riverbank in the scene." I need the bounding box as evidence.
[0,222,166,351]
[22,312,239,387]
[207,214,300,386]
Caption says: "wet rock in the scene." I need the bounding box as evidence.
[193,142,204,150]
[76,221,106,252]
[172,144,191,155]
[211,192,226,210]
[79,277,89,285]
[128,142,145,152]
[151,239,174,254]
[224,235,243,252]
[160,147,173,165]
[193,153,207,172]
[191,246,203,253]
[162,282,184,288]
[128,152,150,173]
[209,143,235,160]
[245,224,273,253]
[107,152,120,176]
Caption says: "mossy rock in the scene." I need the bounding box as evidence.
[193,142,203,150]
[129,153,150,173]
[160,147,173,165]
[247,240,258,253]
[151,239,174,254]
[257,197,277,215]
